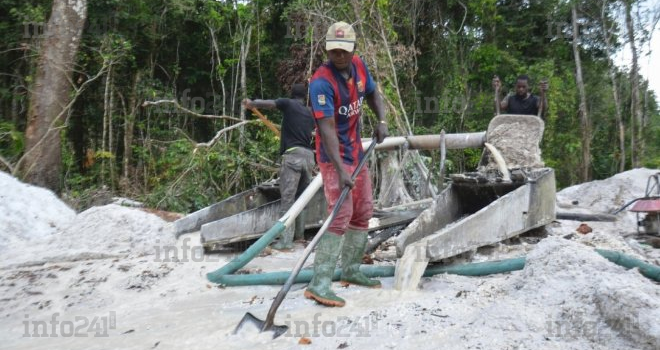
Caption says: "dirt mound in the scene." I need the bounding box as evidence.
[2,204,173,268]
[0,171,76,256]
[514,237,660,349]
[557,168,657,214]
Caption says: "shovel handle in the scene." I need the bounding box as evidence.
[537,79,547,119]
[250,107,281,137]
[261,140,378,332]
[494,75,501,116]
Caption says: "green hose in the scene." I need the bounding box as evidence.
[206,222,285,283]
[596,249,660,282]
[211,250,660,286]
[213,257,526,286]
[206,175,324,283]
[423,257,526,277]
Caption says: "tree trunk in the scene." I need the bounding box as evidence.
[122,72,141,185]
[626,1,642,167]
[238,25,252,151]
[378,151,414,207]
[10,63,24,126]
[572,5,591,182]
[601,0,625,172]
[613,72,626,172]
[18,0,88,191]
[102,65,111,185]
[108,71,116,188]
[208,24,228,142]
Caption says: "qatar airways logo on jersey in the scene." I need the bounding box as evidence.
[338,96,365,118]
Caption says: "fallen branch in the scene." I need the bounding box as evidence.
[141,99,243,122]
[0,154,14,173]
[195,120,251,148]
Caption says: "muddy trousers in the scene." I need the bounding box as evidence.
[273,147,315,250]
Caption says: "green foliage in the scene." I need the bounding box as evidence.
[0,0,658,210]
[0,121,23,161]
[469,44,521,83]
[141,126,279,212]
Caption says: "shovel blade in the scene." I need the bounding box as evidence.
[233,312,289,339]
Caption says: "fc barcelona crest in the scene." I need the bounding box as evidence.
[357,81,364,92]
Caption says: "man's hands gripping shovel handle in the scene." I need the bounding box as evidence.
[235,139,379,338]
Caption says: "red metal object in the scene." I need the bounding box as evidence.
[630,199,660,213]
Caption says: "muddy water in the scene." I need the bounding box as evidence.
[394,242,429,291]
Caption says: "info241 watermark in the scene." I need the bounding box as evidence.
[545,311,639,339]
[22,312,116,338]
[283,312,379,338]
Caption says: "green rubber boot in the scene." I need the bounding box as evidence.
[272,224,294,251]
[304,232,345,307]
[340,229,382,288]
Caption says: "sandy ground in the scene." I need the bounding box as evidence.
[0,169,659,350]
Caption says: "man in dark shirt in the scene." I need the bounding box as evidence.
[243,83,315,250]
[493,75,549,118]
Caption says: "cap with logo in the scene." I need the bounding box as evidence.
[325,21,356,52]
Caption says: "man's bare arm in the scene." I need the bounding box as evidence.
[500,94,509,112]
[493,76,508,113]
[366,90,388,143]
[242,98,277,110]
[538,80,549,118]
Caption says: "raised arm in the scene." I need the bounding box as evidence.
[492,76,508,113]
[242,98,277,110]
[538,80,549,118]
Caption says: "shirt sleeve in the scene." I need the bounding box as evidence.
[274,98,287,111]
[309,78,335,119]
[360,57,376,95]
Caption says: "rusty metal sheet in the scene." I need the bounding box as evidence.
[630,199,660,213]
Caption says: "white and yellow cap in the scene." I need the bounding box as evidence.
[325,21,356,52]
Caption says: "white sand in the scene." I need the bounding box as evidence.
[0,169,659,350]
[556,168,658,219]
[1,204,173,269]
[0,171,76,254]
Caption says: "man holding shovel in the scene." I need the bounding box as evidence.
[243,83,315,250]
[306,21,388,307]
[493,75,549,118]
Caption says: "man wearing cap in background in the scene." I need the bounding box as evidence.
[305,21,388,307]
[243,83,315,250]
